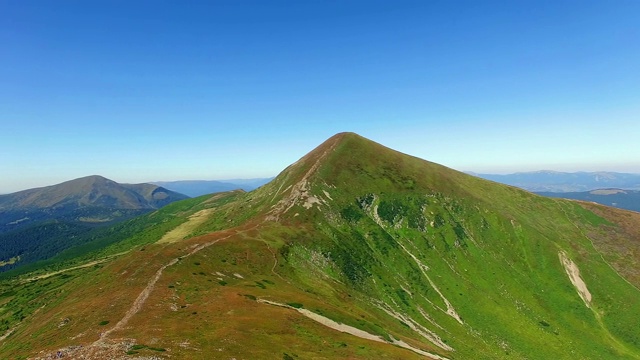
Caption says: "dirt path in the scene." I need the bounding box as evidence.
[266,137,339,221]
[22,251,129,283]
[259,238,289,285]
[258,299,449,360]
[97,225,258,343]
[0,327,15,342]
[96,256,178,342]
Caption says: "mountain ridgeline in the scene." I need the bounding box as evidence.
[0,175,186,214]
[537,188,640,213]
[472,170,640,192]
[2,133,640,359]
[0,175,188,272]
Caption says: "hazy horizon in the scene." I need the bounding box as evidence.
[2,2,639,194]
[3,164,640,195]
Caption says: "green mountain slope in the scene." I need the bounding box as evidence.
[1,133,639,359]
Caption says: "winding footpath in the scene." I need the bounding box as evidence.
[96,227,254,343]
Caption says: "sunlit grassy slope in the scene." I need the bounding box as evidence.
[1,133,639,359]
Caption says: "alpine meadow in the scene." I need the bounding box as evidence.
[2,133,640,359]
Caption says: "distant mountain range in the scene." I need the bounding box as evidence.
[538,189,640,213]
[469,171,640,212]
[1,175,186,212]
[470,171,640,192]
[0,175,188,271]
[152,178,273,197]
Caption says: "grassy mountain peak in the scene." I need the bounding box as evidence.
[2,133,640,359]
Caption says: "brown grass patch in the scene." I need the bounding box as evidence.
[579,202,640,289]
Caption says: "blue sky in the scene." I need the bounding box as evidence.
[1,1,639,193]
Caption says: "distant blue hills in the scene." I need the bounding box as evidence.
[152,178,273,197]
[469,171,640,193]
[470,171,640,212]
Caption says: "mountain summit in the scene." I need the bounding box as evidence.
[262,132,470,221]
[3,133,640,359]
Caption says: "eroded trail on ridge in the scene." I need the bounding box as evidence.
[258,299,450,360]
[97,226,256,343]
[265,136,339,221]
[22,251,129,283]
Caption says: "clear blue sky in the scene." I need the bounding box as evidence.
[2,1,639,193]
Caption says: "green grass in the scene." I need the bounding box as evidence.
[242,294,257,300]
[2,133,640,360]
[257,134,640,359]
